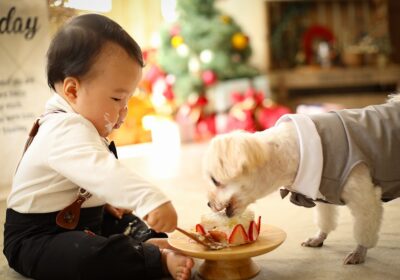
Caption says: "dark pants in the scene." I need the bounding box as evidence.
[3,207,168,280]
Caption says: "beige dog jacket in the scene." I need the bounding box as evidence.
[308,101,400,205]
[280,101,400,207]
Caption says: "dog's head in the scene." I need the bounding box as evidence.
[203,130,273,217]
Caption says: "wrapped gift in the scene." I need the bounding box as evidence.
[207,75,271,113]
[175,95,216,142]
[225,87,291,133]
[256,100,291,129]
[226,87,264,132]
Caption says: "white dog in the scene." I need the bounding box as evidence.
[203,94,400,265]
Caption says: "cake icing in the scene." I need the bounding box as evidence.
[195,209,261,246]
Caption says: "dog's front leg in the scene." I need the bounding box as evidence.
[302,202,338,247]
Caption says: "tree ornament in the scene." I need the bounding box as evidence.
[231,53,242,63]
[200,49,214,64]
[165,74,176,86]
[188,56,201,73]
[157,0,259,106]
[163,87,175,101]
[169,25,181,36]
[171,35,184,48]
[220,15,231,24]
[176,44,189,57]
[231,32,248,50]
[153,78,168,99]
[202,70,218,86]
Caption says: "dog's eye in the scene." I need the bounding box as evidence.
[211,176,221,187]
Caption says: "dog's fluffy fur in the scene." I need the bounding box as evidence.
[203,96,400,265]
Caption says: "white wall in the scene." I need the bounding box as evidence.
[0,0,51,200]
[104,0,163,49]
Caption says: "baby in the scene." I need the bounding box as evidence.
[3,14,193,280]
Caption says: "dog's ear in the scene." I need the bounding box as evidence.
[236,135,268,174]
[203,131,269,182]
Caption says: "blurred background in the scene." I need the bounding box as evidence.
[47,0,400,146]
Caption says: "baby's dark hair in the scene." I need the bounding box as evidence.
[47,14,144,91]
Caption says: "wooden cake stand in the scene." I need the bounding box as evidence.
[168,224,286,280]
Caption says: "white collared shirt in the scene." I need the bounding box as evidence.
[276,114,324,200]
[7,94,169,218]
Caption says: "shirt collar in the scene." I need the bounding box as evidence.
[43,93,111,144]
[275,114,323,200]
[44,94,75,114]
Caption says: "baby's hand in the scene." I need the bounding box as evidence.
[105,204,132,219]
[144,202,177,233]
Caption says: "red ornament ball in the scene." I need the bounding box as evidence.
[170,25,181,36]
[201,70,218,86]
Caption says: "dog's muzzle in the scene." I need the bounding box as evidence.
[225,204,234,217]
[207,201,234,217]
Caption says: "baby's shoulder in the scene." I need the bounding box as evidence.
[40,112,98,137]
[41,111,92,128]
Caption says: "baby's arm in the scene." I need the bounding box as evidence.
[46,114,174,229]
[143,201,177,233]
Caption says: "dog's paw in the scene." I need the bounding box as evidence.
[343,246,367,265]
[301,237,324,247]
[301,232,327,247]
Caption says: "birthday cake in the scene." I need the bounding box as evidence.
[195,209,261,246]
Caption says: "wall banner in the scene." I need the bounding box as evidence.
[0,0,50,200]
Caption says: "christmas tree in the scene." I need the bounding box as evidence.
[157,0,259,104]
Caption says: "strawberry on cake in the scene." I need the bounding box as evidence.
[195,209,261,246]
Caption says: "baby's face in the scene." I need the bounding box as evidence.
[75,42,142,137]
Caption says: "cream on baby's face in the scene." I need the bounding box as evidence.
[104,113,115,135]
[71,41,142,137]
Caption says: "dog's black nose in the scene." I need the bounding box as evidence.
[207,202,211,208]
[225,205,234,217]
